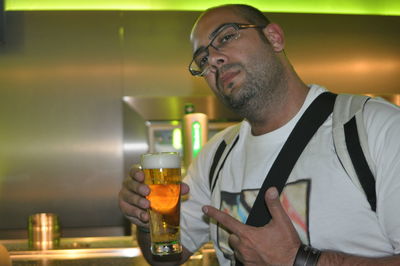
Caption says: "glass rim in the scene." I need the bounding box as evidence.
[141,152,181,169]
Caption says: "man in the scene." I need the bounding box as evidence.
[119,4,400,265]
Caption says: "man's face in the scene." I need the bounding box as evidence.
[191,8,286,119]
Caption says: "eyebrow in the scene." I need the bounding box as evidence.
[192,23,232,57]
[209,23,231,39]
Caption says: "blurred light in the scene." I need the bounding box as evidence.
[121,247,142,257]
[172,128,182,150]
[171,120,180,126]
[123,142,148,151]
[300,58,399,75]
[118,26,125,42]
[4,0,400,15]
[192,121,201,158]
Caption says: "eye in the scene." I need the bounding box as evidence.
[220,32,237,44]
[196,53,209,69]
[213,27,239,48]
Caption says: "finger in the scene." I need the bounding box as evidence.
[202,205,244,234]
[181,182,190,195]
[118,184,151,225]
[129,167,145,182]
[123,176,150,196]
[120,199,149,222]
[118,196,149,225]
[228,233,240,250]
[229,234,245,265]
[265,187,291,223]
[119,187,150,209]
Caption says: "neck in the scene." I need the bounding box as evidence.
[249,80,309,136]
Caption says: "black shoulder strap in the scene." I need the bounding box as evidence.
[245,92,337,227]
[344,116,376,211]
[209,135,240,192]
[209,141,227,189]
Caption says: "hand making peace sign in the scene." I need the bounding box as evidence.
[202,187,302,266]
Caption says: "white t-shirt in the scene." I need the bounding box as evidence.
[180,85,400,266]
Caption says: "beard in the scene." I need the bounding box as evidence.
[215,52,287,122]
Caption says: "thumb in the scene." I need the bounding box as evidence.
[181,182,190,195]
[265,187,290,222]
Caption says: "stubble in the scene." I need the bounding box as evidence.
[216,50,287,122]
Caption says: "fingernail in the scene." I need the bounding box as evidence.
[142,186,150,196]
[268,187,278,199]
[140,212,147,220]
[202,206,208,214]
[140,198,149,208]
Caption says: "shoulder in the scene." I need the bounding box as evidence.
[362,97,400,171]
[186,121,245,174]
[199,121,245,160]
[363,97,400,130]
[333,93,400,126]
[183,121,245,192]
[364,97,400,116]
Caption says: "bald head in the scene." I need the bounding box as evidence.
[208,4,270,26]
[191,4,270,41]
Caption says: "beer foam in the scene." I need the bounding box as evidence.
[141,152,181,169]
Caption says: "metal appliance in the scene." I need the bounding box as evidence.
[122,96,241,176]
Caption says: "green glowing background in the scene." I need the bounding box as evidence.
[5,0,400,16]
[192,121,202,159]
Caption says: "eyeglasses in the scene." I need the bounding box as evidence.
[188,23,265,77]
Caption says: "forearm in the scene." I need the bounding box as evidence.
[136,227,192,266]
[318,251,400,266]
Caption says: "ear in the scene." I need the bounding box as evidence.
[263,23,285,52]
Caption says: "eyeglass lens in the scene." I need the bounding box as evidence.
[191,25,240,75]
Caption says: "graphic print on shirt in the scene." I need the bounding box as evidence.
[218,179,310,257]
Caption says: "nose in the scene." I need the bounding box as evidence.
[207,46,227,71]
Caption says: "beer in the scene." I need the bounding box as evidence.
[141,152,182,256]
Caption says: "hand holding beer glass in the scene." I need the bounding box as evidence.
[141,152,182,256]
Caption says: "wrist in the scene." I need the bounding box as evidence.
[293,244,321,266]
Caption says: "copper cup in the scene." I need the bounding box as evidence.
[28,213,60,250]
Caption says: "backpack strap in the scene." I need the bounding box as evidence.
[235,92,337,266]
[245,92,337,227]
[344,117,376,211]
[332,94,376,211]
[209,124,241,193]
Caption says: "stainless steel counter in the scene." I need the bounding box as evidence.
[1,236,218,266]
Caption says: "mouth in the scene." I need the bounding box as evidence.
[219,70,240,92]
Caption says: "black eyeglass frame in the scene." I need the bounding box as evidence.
[188,23,266,77]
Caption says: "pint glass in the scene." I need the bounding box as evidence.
[141,152,182,256]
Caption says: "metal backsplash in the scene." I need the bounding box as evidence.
[123,96,241,121]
